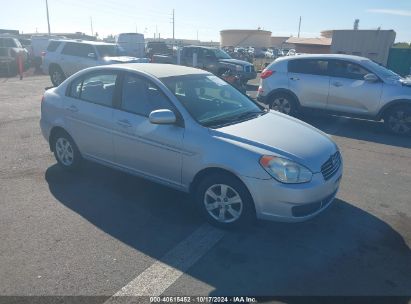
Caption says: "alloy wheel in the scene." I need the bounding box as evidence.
[55,137,74,166]
[203,184,243,223]
[387,110,411,135]
[271,97,292,114]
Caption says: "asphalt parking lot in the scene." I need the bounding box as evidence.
[1,73,411,301]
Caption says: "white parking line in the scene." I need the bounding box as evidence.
[105,224,225,301]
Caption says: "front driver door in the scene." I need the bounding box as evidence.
[327,60,383,115]
[112,73,185,187]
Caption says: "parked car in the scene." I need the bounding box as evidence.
[0,36,29,76]
[145,41,172,59]
[115,33,145,58]
[257,54,411,135]
[153,46,256,85]
[31,35,65,69]
[42,40,149,86]
[40,63,342,227]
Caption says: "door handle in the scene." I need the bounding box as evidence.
[290,77,300,81]
[117,119,132,128]
[332,82,343,87]
[66,105,78,112]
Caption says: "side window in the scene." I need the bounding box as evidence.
[61,43,94,58]
[70,72,117,107]
[47,41,61,52]
[121,74,172,116]
[288,59,329,76]
[61,42,77,56]
[330,61,369,80]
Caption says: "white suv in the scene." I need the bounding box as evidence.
[257,54,411,135]
[42,40,149,86]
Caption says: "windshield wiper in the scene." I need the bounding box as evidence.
[234,110,267,121]
[203,110,267,128]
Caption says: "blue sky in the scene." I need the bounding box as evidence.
[2,0,411,42]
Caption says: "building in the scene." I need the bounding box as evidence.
[270,36,294,49]
[330,29,396,65]
[285,37,332,54]
[220,29,272,48]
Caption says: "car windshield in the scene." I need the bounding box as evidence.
[161,74,266,128]
[96,45,124,57]
[213,49,232,60]
[364,60,402,80]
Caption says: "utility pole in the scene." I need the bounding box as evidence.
[197,30,199,41]
[90,16,94,37]
[298,16,301,38]
[45,0,51,35]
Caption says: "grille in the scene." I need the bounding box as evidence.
[245,65,254,73]
[321,151,341,181]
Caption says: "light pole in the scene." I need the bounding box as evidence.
[45,0,51,35]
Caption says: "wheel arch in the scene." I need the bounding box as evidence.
[266,88,301,107]
[48,126,76,152]
[377,99,411,120]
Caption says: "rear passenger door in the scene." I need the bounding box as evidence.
[60,42,95,76]
[112,73,184,187]
[327,60,383,115]
[288,58,331,109]
[65,71,119,163]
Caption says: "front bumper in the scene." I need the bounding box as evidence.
[242,165,343,222]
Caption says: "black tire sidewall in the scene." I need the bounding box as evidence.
[53,132,81,170]
[50,66,65,87]
[195,173,255,228]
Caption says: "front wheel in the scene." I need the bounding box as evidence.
[195,174,255,228]
[384,105,411,136]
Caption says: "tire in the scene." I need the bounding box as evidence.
[383,104,411,136]
[269,92,298,116]
[52,131,82,171]
[195,173,255,228]
[49,65,66,87]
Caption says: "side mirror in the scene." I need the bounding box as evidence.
[364,73,379,82]
[88,52,97,59]
[149,109,177,125]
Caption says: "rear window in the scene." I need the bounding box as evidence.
[288,59,329,76]
[47,41,61,52]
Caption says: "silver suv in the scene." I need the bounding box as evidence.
[257,54,411,135]
[42,40,149,86]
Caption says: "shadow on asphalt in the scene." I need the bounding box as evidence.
[296,112,411,149]
[45,162,411,298]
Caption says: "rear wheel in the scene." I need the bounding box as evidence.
[195,173,255,228]
[50,65,66,86]
[269,92,298,116]
[384,104,411,136]
[52,131,82,170]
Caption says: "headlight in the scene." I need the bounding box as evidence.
[259,156,312,184]
[235,65,243,71]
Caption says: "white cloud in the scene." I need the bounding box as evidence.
[367,9,411,17]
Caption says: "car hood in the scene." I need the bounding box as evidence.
[103,56,149,63]
[209,112,338,173]
[219,58,253,67]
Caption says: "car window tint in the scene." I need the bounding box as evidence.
[121,74,172,116]
[288,59,329,76]
[80,73,117,107]
[0,38,17,48]
[61,42,94,58]
[330,60,369,80]
[47,41,61,52]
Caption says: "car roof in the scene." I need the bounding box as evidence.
[277,53,369,63]
[55,39,116,46]
[90,63,210,78]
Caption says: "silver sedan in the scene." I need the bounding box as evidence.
[40,63,342,227]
